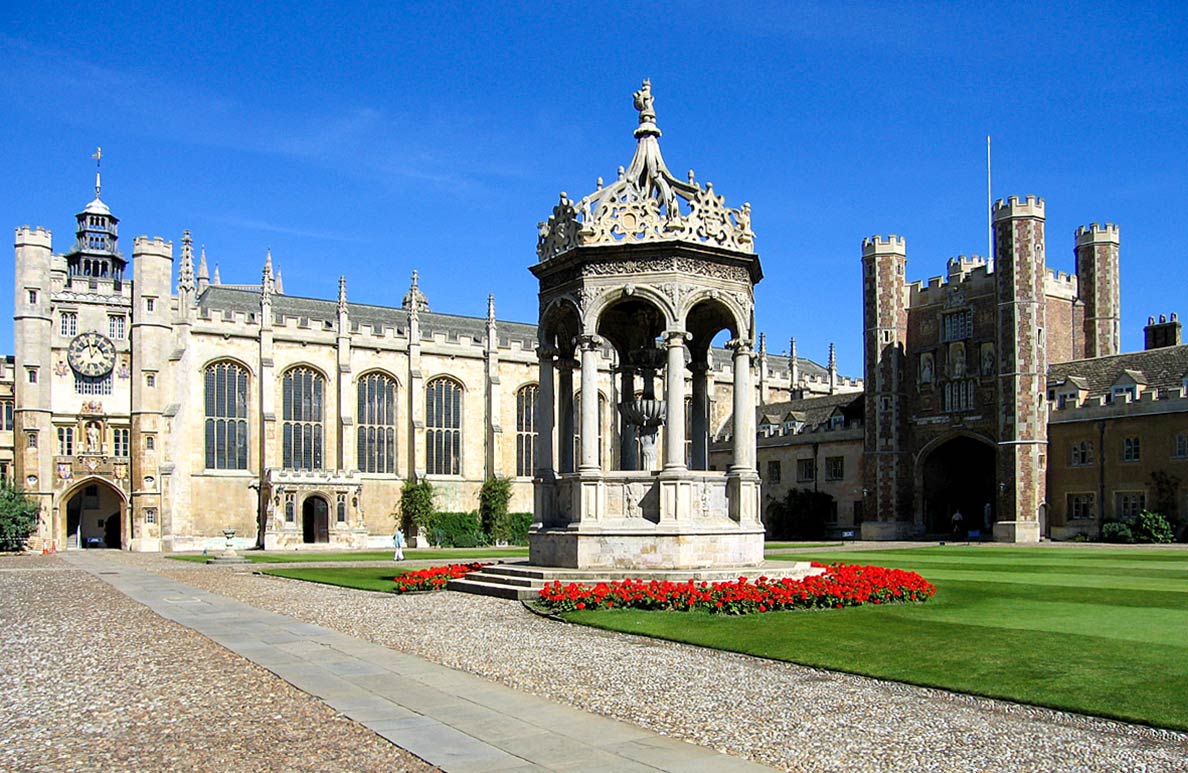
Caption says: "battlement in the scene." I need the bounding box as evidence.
[908,258,995,305]
[14,225,53,248]
[132,235,173,257]
[1044,268,1079,300]
[947,255,987,276]
[992,195,1045,221]
[861,234,906,257]
[1075,222,1120,245]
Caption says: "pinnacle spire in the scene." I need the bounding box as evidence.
[197,245,209,280]
[274,268,284,295]
[338,275,348,314]
[213,264,222,284]
[402,269,429,313]
[178,230,195,293]
[828,342,836,370]
[758,332,767,356]
[487,293,496,324]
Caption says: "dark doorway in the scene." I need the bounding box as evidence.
[302,496,330,544]
[921,436,995,536]
[65,481,124,549]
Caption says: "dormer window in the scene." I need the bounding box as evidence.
[829,415,845,430]
[1111,385,1137,403]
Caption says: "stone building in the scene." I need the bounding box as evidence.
[859,200,1128,541]
[1047,316,1188,539]
[7,152,839,553]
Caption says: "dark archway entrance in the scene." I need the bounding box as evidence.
[64,480,125,549]
[921,436,995,536]
[302,496,330,544]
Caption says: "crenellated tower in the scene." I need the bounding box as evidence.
[860,234,910,537]
[13,225,55,546]
[130,234,173,551]
[1075,222,1120,359]
[993,196,1047,542]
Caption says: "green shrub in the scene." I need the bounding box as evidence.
[502,512,534,545]
[1100,521,1133,544]
[400,480,435,535]
[0,480,39,552]
[479,477,512,540]
[425,511,486,548]
[1133,511,1174,544]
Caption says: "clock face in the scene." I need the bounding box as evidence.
[67,332,117,377]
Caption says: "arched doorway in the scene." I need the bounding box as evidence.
[920,435,996,535]
[63,479,126,549]
[302,496,330,544]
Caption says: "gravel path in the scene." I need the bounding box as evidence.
[128,554,1188,773]
[0,554,435,772]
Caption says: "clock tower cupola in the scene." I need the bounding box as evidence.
[64,147,126,284]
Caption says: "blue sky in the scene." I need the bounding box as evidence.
[3,1,1186,376]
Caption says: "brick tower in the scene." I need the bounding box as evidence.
[861,235,911,538]
[1075,223,1121,359]
[993,196,1047,542]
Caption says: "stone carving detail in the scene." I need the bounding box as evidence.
[536,81,755,260]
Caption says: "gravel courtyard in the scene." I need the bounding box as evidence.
[5,550,1188,772]
[0,554,434,772]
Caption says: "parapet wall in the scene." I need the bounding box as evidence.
[1049,386,1188,423]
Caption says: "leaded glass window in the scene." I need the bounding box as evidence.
[283,367,324,469]
[205,362,250,469]
[426,377,462,475]
[357,372,397,473]
[516,384,538,476]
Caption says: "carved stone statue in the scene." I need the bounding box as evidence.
[920,352,934,384]
[86,422,100,454]
[633,78,655,124]
[950,342,966,378]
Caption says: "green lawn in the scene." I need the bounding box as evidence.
[167,547,528,563]
[262,566,407,592]
[564,546,1188,730]
[763,542,844,549]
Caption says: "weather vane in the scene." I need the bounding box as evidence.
[91,146,103,199]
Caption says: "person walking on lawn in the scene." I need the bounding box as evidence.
[393,528,406,561]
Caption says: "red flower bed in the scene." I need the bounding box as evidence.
[537,562,935,615]
[392,562,489,593]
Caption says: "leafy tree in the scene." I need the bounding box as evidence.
[0,480,39,552]
[478,476,513,543]
[1149,470,1183,539]
[1133,511,1175,544]
[399,479,435,536]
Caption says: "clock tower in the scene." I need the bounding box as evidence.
[13,151,139,551]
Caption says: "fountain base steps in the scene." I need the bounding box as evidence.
[448,560,824,601]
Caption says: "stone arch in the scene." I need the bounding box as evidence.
[679,291,747,344]
[539,298,581,356]
[684,294,745,359]
[300,492,331,544]
[915,431,997,535]
[59,476,129,550]
[354,367,402,388]
[200,355,256,379]
[586,285,675,337]
[593,293,669,357]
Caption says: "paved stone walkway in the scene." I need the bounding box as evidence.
[64,551,768,772]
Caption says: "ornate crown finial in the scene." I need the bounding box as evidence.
[633,78,656,126]
[536,80,755,260]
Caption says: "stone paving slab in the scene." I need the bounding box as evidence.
[63,551,770,772]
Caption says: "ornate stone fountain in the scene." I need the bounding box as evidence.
[528,80,766,570]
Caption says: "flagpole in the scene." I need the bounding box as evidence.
[986,135,992,265]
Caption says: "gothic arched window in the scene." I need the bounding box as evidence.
[426,377,463,475]
[204,361,249,469]
[516,384,538,476]
[283,366,324,469]
[357,372,397,473]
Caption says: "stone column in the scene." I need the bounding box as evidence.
[535,345,556,478]
[690,359,709,470]
[557,356,576,473]
[730,339,756,471]
[618,365,638,471]
[663,331,687,471]
[577,335,602,473]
